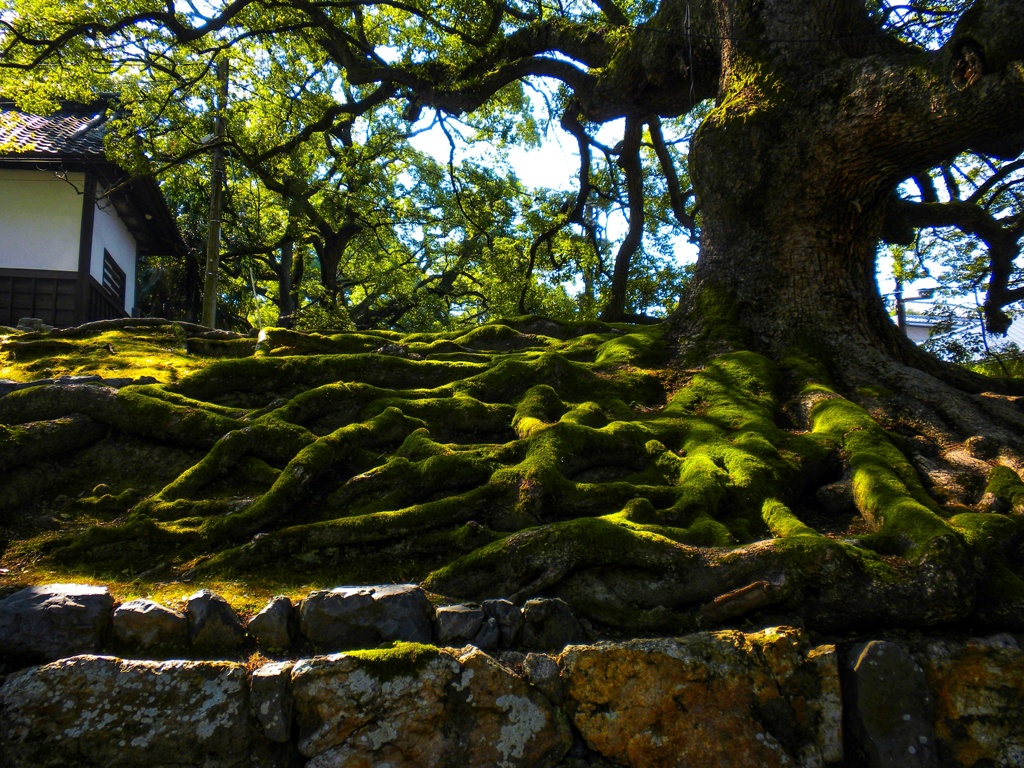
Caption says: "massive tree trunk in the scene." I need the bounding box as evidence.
[667,0,1024,374]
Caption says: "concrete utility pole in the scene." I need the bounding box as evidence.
[894,277,906,332]
[201,58,229,328]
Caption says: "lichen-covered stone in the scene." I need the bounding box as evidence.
[524,652,564,704]
[915,634,1024,767]
[185,589,246,650]
[559,627,841,768]
[247,596,295,651]
[112,598,187,650]
[844,640,937,768]
[0,655,264,767]
[298,584,434,650]
[250,660,295,744]
[290,644,571,767]
[0,584,113,664]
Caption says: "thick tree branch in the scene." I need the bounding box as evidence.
[601,116,644,322]
[648,116,696,235]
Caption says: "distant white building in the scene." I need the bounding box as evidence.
[902,313,942,345]
[0,101,184,327]
[900,308,1024,356]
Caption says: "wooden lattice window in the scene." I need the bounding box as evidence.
[101,250,126,305]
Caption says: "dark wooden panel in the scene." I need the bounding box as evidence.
[0,270,80,327]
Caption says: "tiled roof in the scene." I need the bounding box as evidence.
[904,310,1024,351]
[0,100,187,255]
[0,102,108,159]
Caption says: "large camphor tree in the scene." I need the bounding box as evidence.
[2,0,1024,632]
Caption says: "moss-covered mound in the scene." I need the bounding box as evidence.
[2,318,1023,632]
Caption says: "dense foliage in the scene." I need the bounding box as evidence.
[2,0,1024,632]
[1,0,1020,335]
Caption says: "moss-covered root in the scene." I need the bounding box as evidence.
[0,415,107,472]
[809,394,962,562]
[982,465,1024,513]
[0,382,241,447]
[423,514,983,632]
[197,485,505,577]
[199,406,427,545]
[134,419,317,520]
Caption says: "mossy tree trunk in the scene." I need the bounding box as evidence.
[673,0,1024,370]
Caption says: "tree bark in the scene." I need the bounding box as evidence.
[672,0,1024,376]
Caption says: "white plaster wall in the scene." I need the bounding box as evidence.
[905,324,932,344]
[0,168,84,272]
[91,195,137,311]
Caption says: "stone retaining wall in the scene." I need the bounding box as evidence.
[1,584,1022,767]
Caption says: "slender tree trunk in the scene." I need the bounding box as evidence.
[201,58,230,329]
[275,238,297,322]
[602,116,644,322]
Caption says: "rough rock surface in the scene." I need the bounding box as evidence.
[112,598,188,650]
[520,597,586,651]
[435,603,486,646]
[844,640,938,768]
[247,596,296,651]
[290,644,572,767]
[474,616,502,650]
[0,584,114,663]
[251,661,295,744]
[559,627,842,768]
[185,589,246,650]
[0,655,267,768]
[298,584,433,650]
[524,652,564,704]
[916,634,1024,768]
[0,608,1021,768]
[483,598,523,647]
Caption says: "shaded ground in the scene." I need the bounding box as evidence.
[2,317,1023,632]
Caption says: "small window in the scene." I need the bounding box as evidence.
[102,250,126,304]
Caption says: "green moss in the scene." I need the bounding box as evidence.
[593,326,667,368]
[948,511,1024,554]
[342,642,441,680]
[260,327,390,356]
[613,503,736,546]
[559,401,609,429]
[512,384,567,438]
[47,514,189,564]
[176,353,486,403]
[365,393,514,440]
[326,440,493,516]
[983,465,1024,510]
[707,54,784,124]
[665,351,778,422]
[424,515,679,595]
[761,499,818,538]
[0,325,251,384]
[810,395,955,559]
[6,320,1015,635]
[453,323,550,351]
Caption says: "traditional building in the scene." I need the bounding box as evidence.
[0,101,184,328]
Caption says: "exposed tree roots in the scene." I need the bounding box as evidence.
[2,319,1023,634]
